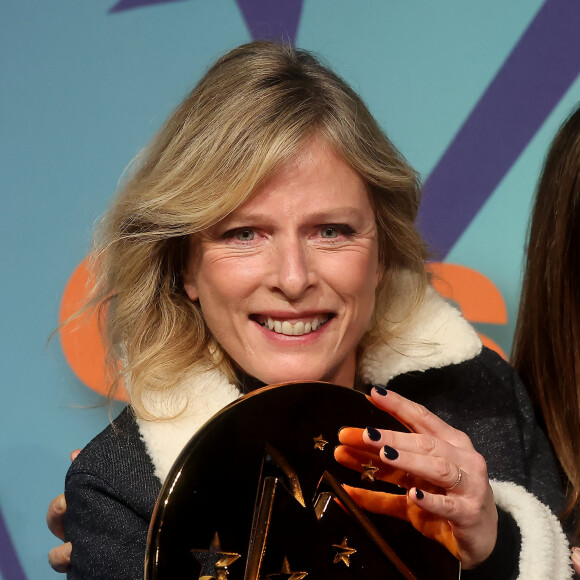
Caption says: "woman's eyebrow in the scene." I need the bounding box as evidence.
[225,207,367,223]
[300,207,367,220]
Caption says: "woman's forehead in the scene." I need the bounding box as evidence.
[238,139,371,212]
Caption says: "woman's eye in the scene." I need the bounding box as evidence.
[234,229,255,241]
[321,227,339,239]
[223,228,255,241]
[319,225,353,239]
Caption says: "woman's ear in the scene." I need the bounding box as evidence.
[182,236,199,301]
[375,255,385,289]
[182,268,199,302]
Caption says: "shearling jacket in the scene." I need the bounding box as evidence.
[64,286,573,579]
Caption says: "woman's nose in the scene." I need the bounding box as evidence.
[269,238,314,299]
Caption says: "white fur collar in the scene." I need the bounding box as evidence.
[359,284,482,385]
[136,369,240,483]
[136,280,481,483]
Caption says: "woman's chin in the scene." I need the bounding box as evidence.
[249,363,354,389]
[255,372,323,387]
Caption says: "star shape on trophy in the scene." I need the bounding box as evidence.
[266,556,308,579]
[332,537,357,567]
[191,531,241,579]
[360,459,379,481]
[313,434,328,450]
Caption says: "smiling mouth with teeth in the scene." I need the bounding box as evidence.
[255,315,331,336]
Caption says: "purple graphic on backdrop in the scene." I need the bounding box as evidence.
[236,0,304,45]
[418,0,580,257]
[109,0,304,44]
[0,507,27,580]
[110,0,185,12]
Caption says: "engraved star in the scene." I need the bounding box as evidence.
[266,556,308,579]
[360,460,379,481]
[191,532,241,579]
[313,434,328,450]
[332,537,357,567]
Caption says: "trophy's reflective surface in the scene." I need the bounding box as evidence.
[145,382,460,579]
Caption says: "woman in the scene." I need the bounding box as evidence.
[512,103,580,573]
[53,41,571,578]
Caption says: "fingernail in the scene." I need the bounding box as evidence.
[415,489,424,500]
[374,385,388,396]
[366,427,381,441]
[57,496,66,512]
[383,444,399,460]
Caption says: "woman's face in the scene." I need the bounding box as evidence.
[183,139,381,388]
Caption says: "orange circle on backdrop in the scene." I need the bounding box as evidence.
[428,262,507,359]
[59,257,127,401]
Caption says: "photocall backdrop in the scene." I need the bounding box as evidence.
[2,1,580,578]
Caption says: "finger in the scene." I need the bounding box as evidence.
[572,547,580,574]
[411,486,498,569]
[343,485,459,559]
[378,441,465,491]
[335,444,440,492]
[342,485,409,519]
[335,444,408,485]
[343,426,467,475]
[48,542,72,573]
[338,427,366,449]
[408,486,465,523]
[363,427,469,465]
[70,449,81,462]
[46,494,66,540]
[369,387,473,449]
[405,492,459,558]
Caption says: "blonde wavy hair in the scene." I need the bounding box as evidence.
[88,41,428,417]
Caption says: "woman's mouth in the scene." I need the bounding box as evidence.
[253,314,332,336]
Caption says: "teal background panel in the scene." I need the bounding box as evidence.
[446,73,580,352]
[2,2,580,578]
[299,0,545,177]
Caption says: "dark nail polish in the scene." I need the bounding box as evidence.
[383,445,399,460]
[366,427,381,442]
[374,385,388,396]
[415,489,424,500]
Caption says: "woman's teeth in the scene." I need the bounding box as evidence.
[261,316,329,336]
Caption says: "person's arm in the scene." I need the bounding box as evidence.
[47,493,72,573]
[47,450,80,573]
[573,548,580,575]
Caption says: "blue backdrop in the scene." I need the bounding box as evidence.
[2,1,580,578]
